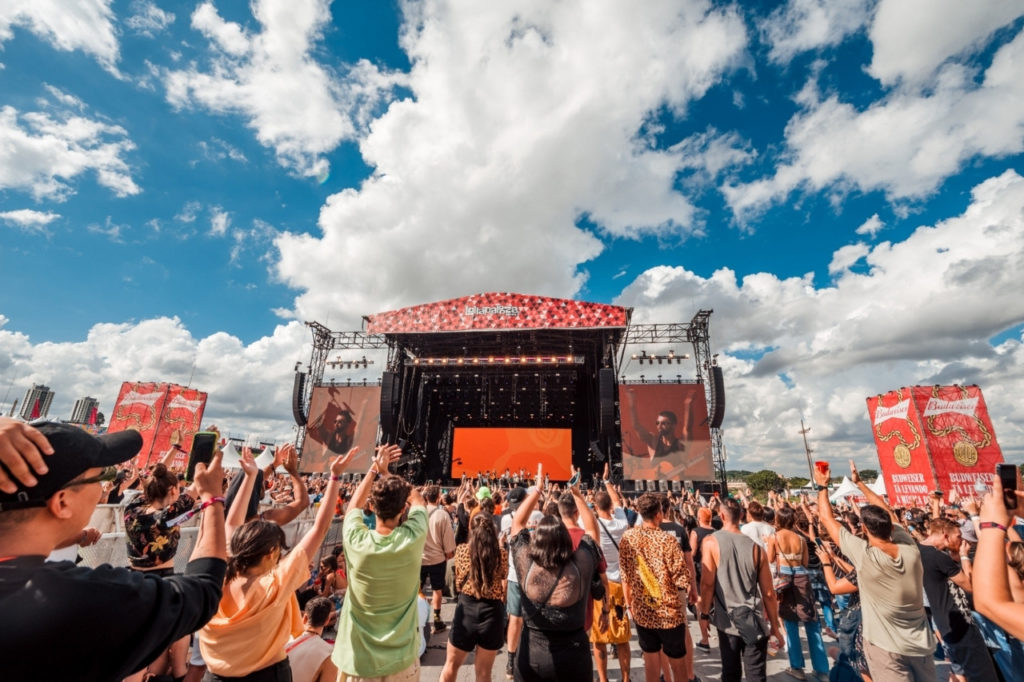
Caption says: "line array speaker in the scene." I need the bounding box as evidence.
[291,372,307,426]
[598,368,616,436]
[380,370,399,439]
[710,365,726,429]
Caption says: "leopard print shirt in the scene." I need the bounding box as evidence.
[618,526,690,629]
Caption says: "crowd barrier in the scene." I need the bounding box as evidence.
[78,504,342,572]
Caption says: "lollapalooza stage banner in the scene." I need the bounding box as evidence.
[866,385,1003,507]
[301,385,381,473]
[619,383,714,481]
[106,382,207,468]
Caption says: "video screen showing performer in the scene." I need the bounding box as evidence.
[301,385,381,473]
[619,383,714,481]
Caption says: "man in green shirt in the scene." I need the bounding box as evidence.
[333,445,428,680]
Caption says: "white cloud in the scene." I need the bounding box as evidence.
[0,317,315,441]
[869,0,1024,87]
[196,138,247,164]
[87,216,127,242]
[0,0,120,73]
[163,0,401,177]
[828,242,869,274]
[175,200,201,223]
[618,170,1024,471]
[0,209,60,232]
[855,213,884,238]
[125,0,175,37]
[276,1,748,326]
[210,207,231,236]
[760,0,873,64]
[0,104,139,201]
[723,27,1024,220]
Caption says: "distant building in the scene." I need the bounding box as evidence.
[20,384,54,420]
[70,396,100,424]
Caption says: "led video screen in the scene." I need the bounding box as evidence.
[301,385,381,473]
[619,383,714,481]
[451,428,573,480]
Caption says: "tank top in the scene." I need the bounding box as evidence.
[710,530,766,637]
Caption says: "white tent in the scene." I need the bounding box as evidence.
[830,476,889,503]
[869,478,888,497]
[219,441,277,471]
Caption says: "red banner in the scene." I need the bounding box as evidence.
[366,293,630,334]
[301,384,382,473]
[151,385,208,469]
[619,383,714,481]
[106,382,169,468]
[866,385,1002,507]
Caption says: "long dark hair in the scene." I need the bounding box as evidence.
[528,514,573,570]
[226,520,286,581]
[467,513,501,596]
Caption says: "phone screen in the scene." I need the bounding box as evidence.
[186,432,218,482]
[997,463,1018,510]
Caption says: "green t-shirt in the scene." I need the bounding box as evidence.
[333,505,428,677]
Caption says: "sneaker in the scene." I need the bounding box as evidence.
[505,654,514,679]
[785,668,807,681]
[432,620,447,633]
[695,641,711,653]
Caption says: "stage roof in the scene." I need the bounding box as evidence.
[366,293,631,334]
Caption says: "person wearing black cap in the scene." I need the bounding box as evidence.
[0,418,228,682]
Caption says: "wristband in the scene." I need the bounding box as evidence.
[979,521,1007,532]
[821,563,833,568]
[367,464,379,476]
[199,496,225,512]
[699,613,710,621]
[332,475,344,482]
[813,484,827,491]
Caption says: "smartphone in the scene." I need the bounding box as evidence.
[997,463,1018,510]
[185,431,218,482]
[814,537,825,550]
[568,470,581,487]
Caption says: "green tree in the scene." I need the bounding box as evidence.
[788,476,810,489]
[859,469,879,483]
[745,469,786,497]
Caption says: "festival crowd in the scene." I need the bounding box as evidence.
[1,415,1023,682]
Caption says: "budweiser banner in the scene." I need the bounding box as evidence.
[866,385,1002,507]
[106,382,170,468]
[107,382,208,468]
[301,384,381,473]
[619,383,714,481]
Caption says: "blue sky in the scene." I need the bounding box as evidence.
[1,0,1023,474]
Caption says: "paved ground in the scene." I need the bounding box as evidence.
[413,595,952,681]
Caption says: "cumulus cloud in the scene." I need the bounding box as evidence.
[210,207,231,237]
[0,104,139,201]
[0,209,60,232]
[724,27,1024,220]
[855,213,884,238]
[618,170,1024,471]
[125,0,175,37]
[0,0,119,73]
[276,0,748,326]
[163,0,402,177]
[0,316,314,442]
[869,0,1024,87]
[760,0,873,64]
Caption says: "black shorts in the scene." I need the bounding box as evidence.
[420,561,446,591]
[450,594,505,651]
[636,622,687,658]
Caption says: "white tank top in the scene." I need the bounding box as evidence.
[286,633,333,682]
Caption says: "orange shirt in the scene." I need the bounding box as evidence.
[200,546,310,676]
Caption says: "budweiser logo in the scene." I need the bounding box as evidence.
[168,395,204,412]
[874,399,910,425]
[923,397,978,417]
[119,390,163,408]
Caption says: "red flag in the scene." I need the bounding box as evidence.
[29,399,40,419]
[88,406,98,425]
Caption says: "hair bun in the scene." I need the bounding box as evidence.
[152,463,168,477]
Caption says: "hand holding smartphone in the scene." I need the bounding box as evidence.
[997,463,1018,511]
[185,431,218,482]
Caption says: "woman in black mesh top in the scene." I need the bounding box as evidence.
[508,476,604,682]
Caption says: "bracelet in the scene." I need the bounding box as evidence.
[367,464,379,476]
[199,496,225,512]
[821,563,833,568]
[979,521,1007,532]
[331,475,344,482]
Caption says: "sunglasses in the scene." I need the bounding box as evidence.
[62,465,119,489]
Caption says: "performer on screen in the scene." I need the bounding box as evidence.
[311,388,361,459]
[623,387,687,461]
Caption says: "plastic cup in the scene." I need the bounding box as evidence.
[815,461,829,476]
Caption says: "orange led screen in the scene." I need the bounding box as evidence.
[451,428,573,480]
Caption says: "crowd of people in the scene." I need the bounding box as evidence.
[1,415,1023,682]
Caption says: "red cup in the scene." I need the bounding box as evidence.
[815,461,829,476]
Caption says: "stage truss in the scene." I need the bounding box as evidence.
[295,310,726,486]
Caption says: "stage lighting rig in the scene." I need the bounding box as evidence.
[326,355,373,370]
[630,349,689,365]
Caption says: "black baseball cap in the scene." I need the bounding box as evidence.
[0,422,142,512]
[506,487,526,509]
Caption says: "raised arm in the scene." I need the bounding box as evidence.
[512,475,542,536]
[295,448,357,562]
[813,463,843,546]
[225,448,259,542]
[260,444,310,526]
[571,473,600,544]
[974,470,1024,640]
[347,445,401,512]
[188,448,227,563]
[850,459,898,524]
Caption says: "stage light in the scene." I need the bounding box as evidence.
[457,358,464,365]
[472,358,480,364]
